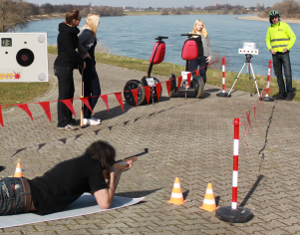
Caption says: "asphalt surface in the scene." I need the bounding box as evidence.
[1,53,300,234]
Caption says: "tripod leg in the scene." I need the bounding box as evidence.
[248,63,252,96]
[250,63,260,97]
[227,62,247,97]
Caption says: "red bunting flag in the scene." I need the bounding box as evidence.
[61,99,76,119]
[155,83,161,101]
[131,88,138,106]
[114,92,124,111]
[15,104,33,121]
[101,94,110,113]
[246,110,252,130]
[195,69,200,76]
[187,73,191,88]
[0,106,3,127]
[39,102,52,123]
[144,86,151,104]
[177,76,182,92]
[253,105,256,120]
[79,97,94,114]
[165,80,171,96]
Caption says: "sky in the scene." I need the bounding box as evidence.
[26,0,277,8]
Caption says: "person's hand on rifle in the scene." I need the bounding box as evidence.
[109,159,133,177]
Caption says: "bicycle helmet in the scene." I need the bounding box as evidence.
[269,10,280,24]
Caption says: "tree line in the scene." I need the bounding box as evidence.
[258,0,300,19]
[0,1,124,32]
[1,0,293,33]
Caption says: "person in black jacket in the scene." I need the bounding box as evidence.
[0,140,133,215]
[54,8,86,130]
[78,13,101,126]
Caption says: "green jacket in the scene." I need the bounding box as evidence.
[266,21,296,52]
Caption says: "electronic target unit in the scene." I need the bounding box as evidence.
[0,33,48,82]
[238,42,259,55]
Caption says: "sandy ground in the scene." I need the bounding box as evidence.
[237,15,300,24]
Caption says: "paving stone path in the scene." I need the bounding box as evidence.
[1,54,300,234]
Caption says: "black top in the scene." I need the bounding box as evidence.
[78,28,97,61]
[193,36,203,58]
[28,154,107,214]
[54,22,84,68]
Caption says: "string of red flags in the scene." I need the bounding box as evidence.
[114,92,124,111]
[145,86,151,104]
[16,104,33,121]
[39,102,52,122]
[237,89,268,148]
[165,80,171,95]
[0,60,220,127]
[80,97,94,114]
[101,95,110,113]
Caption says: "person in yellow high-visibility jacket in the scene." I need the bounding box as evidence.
[266,10,296,101]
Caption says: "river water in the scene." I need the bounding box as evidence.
[16,14,300,80]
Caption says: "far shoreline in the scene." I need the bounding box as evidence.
[236,15,300,24]
[27,13,300,25]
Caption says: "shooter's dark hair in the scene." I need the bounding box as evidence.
[65,8,80,24]
[85,140,116,169]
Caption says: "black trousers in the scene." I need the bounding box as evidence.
[54,66,75,127]
[80,58,101,119]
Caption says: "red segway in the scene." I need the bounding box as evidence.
[123,36,168,106]
[169,34,204,99]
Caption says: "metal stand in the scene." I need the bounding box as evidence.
[227,54,260,97]
[217,92,231,97]
[216,206,254,223]
[260,96,274,102]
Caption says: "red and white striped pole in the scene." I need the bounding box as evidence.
[232,118,239,209]
[260,60,274,101]
[217,57,230,97]
[265,60,272,97]
[222,57,226,93]
[216,117,253,222]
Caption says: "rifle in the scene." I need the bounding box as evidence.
[103,148,148,179]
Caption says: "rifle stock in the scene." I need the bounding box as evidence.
[103,148,148,179]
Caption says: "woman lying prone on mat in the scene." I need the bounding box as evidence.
[0,140,133,215]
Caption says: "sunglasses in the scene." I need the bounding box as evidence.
[76,17,82,21]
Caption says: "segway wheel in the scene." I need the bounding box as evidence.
[123,79,146,106]
[141,76,162,103]
[169,74,177,97]
[192,76,204,98]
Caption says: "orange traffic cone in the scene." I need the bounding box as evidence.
[168,177,185,205]
[200,183,216,212]
[14,159,23,177]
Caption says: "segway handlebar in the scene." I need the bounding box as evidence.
[180,34,200,38]
[155,36,168,40]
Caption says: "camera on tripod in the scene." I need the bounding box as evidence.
[0,33,48,82]
[238,42,259,55]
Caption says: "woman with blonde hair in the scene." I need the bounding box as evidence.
[189,19,212,84]
[78,13,101,126]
